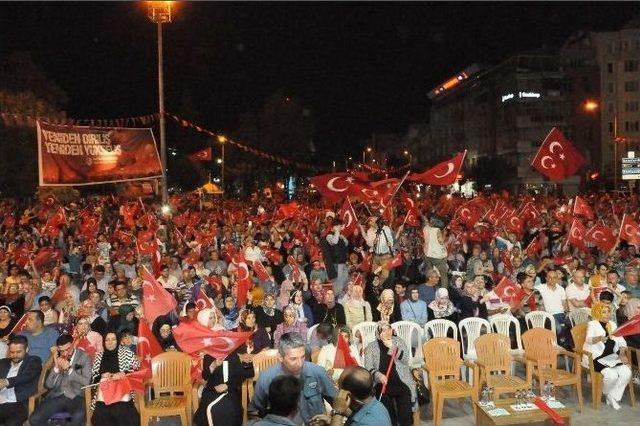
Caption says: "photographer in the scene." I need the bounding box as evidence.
[422,215,449,287]
[29,334,92,426]
[325,218,350,297]
[362,216,395,284]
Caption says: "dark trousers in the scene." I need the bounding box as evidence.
[92,401,140,426]
[0,401,28,426]
[381,388,413,426]
[29,395,85,426]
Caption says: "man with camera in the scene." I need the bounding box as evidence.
[422,216,449,287]
[362,216,395,284]
[29,334,92,426]
[325,218,350,296]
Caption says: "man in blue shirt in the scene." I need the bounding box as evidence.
[314,366,391,426]
[400,285,428,326]
[18,310,59,364]
[249,332,336,425]
[251,375,301,426]
[418,270,439,306]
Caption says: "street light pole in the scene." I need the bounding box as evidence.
[148,2,172,204]
[217,135,226,193]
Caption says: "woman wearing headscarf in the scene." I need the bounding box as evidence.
[277,279,295,309]
[273,305,307,348]
[583,301,632,410]
[197,307,225,331]
[344,284,373,330]
[90,331,141,426]
[377,289,401,323]
[363,321,417,426]
[0,305,18,339]
[193,348,253,426]
[73,316,104,361]
[235,309,271,354]
[289,289,314,326]
[152,315,181,351]
[428,287,458,323]
[251,294,283,346]
[220,295,240,330]
[364,275,384,321]
[457,280,489,320]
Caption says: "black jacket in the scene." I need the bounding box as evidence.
[0,355,42,402]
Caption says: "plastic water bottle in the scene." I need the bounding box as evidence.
[481,384,490,405]
[489,387,495,403]
[549,382,555,400]
[542,380,550,400]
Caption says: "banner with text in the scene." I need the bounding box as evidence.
[37,121,163,186]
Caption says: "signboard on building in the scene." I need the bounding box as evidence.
[622,155,640,180]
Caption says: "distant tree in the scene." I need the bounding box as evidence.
[0,52,67,196]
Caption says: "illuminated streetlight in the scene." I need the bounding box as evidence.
[216,158,223,164]
[366,147,372,153]
[583,100,599,112]
[217,135,226,191]
[147,1,173,204]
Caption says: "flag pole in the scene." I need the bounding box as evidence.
[381,170,410,218]
[378,346,398,400]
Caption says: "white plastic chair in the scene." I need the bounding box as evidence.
[352,321,378,355]
[306,323,319,344]
[525,310,568,370]
[424,319,458,341]
[391,321,424,367]
[489,314,524,357]
[458,317,491,362]
[567,308,591,327]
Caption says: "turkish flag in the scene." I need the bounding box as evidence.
[75,336,99,360]
[520,202,542,225]
[531,127,585,181]
[195,287,215,311]
[567,219,587,251]
[277,202,300,220]
[99,369,150,405]
[41,207,67,238]
[251,260,270,281]
[360,253,372,273]
[584,224,616,252]
[573,196,594,220]
[309,173,368,204]
[456,205,482,229]
[122,203,139,228]
[137,320,163,370]
[613,314,640,337]
[9,313,28,335]
[500,250,514,275]
[408,151,466,186]
[32,247,62,269]
[333,333,358,369]
[233,258,251,307]
[141,266,177,324]
[384,252,404,270]
[339,198,358,237]
[619,214,640,246]
[79,214,100,238]
[504,212,524,235]
[403,207,420,227]
[493,277,520,303]
[188,147,212,162]
[524,233,544,258]
[172,322,252,360]
[50,280,68,306]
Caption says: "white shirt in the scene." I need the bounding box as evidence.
[365,226,394,255]
[244,246,265,263]
[565,283,591,312]
[535,284,567,315]
[423,226,447,259]
[157,275,179,290]
[0,359,22,404]
[316,343,361,381]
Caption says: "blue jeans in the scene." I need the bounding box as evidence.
[30,395,85,426]
[553,313,570,348]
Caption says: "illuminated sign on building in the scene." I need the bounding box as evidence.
[501,91,542,102]
[428,64,482,99]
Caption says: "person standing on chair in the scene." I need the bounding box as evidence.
[29,334,92,426]
[422,216,448,288]
[0,335,42,426]
[325,218,350,298]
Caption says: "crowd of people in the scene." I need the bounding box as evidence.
[1,187,640,425]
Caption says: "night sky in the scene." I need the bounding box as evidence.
[1,1,637,164]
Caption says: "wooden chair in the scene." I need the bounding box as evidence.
[424,319,458,341]
[489,314,524,370]
[422,337,478,426]
[28,358,94,425]
[391,320,424,368]
[474,333,528,399]
[140,351,192,426]
[241,349,280,423]
[567,309,591,327]
[522,328,583,412]
[570,322,636,409]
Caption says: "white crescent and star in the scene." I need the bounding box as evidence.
[571,227,583,239]
[541,156,556,169]
[327,177,348,192]
[624,225,636,236]
[591,230,604,241]
[549,141,566,160]
[433,162,455,178]
[510,217,520,228]
[343,210,353,228]
[460,208,471,221]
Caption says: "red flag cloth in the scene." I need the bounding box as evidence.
[195,288,215,311]
[50,280,68,306]
[333,333,359,369]
[251,260,270,281]
[360,253,372,273]
[456,205,482,229]
[75,336,99,360]
[573,196,594,220]
[533,397,566,425]
[613,314,640,337]
[141,266,177,324]
[277,202,300,219]
[531,127,585,182]
[493,277,520,304]
[619,214,640,246]
[99,369,151,405]
[379,346,398,397]
[504,212,524,235]
[384,252,404,270]
[122,203,138,228]
[172,322,252,360]
[584,224,616,253]
[524,233,544,258]
[309,173,368,204]
[520,202,542,225]
[137,320,163,370]
[408,151,466,186]
[187,147,212,161]
[233,256,251,307]
[189,353,203,383]
[41,207,67,238]
[32,247,63,269]
[9,313,28,335]
[339,198,358,237]
[403,207,420,227]
[567,219,587,251]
